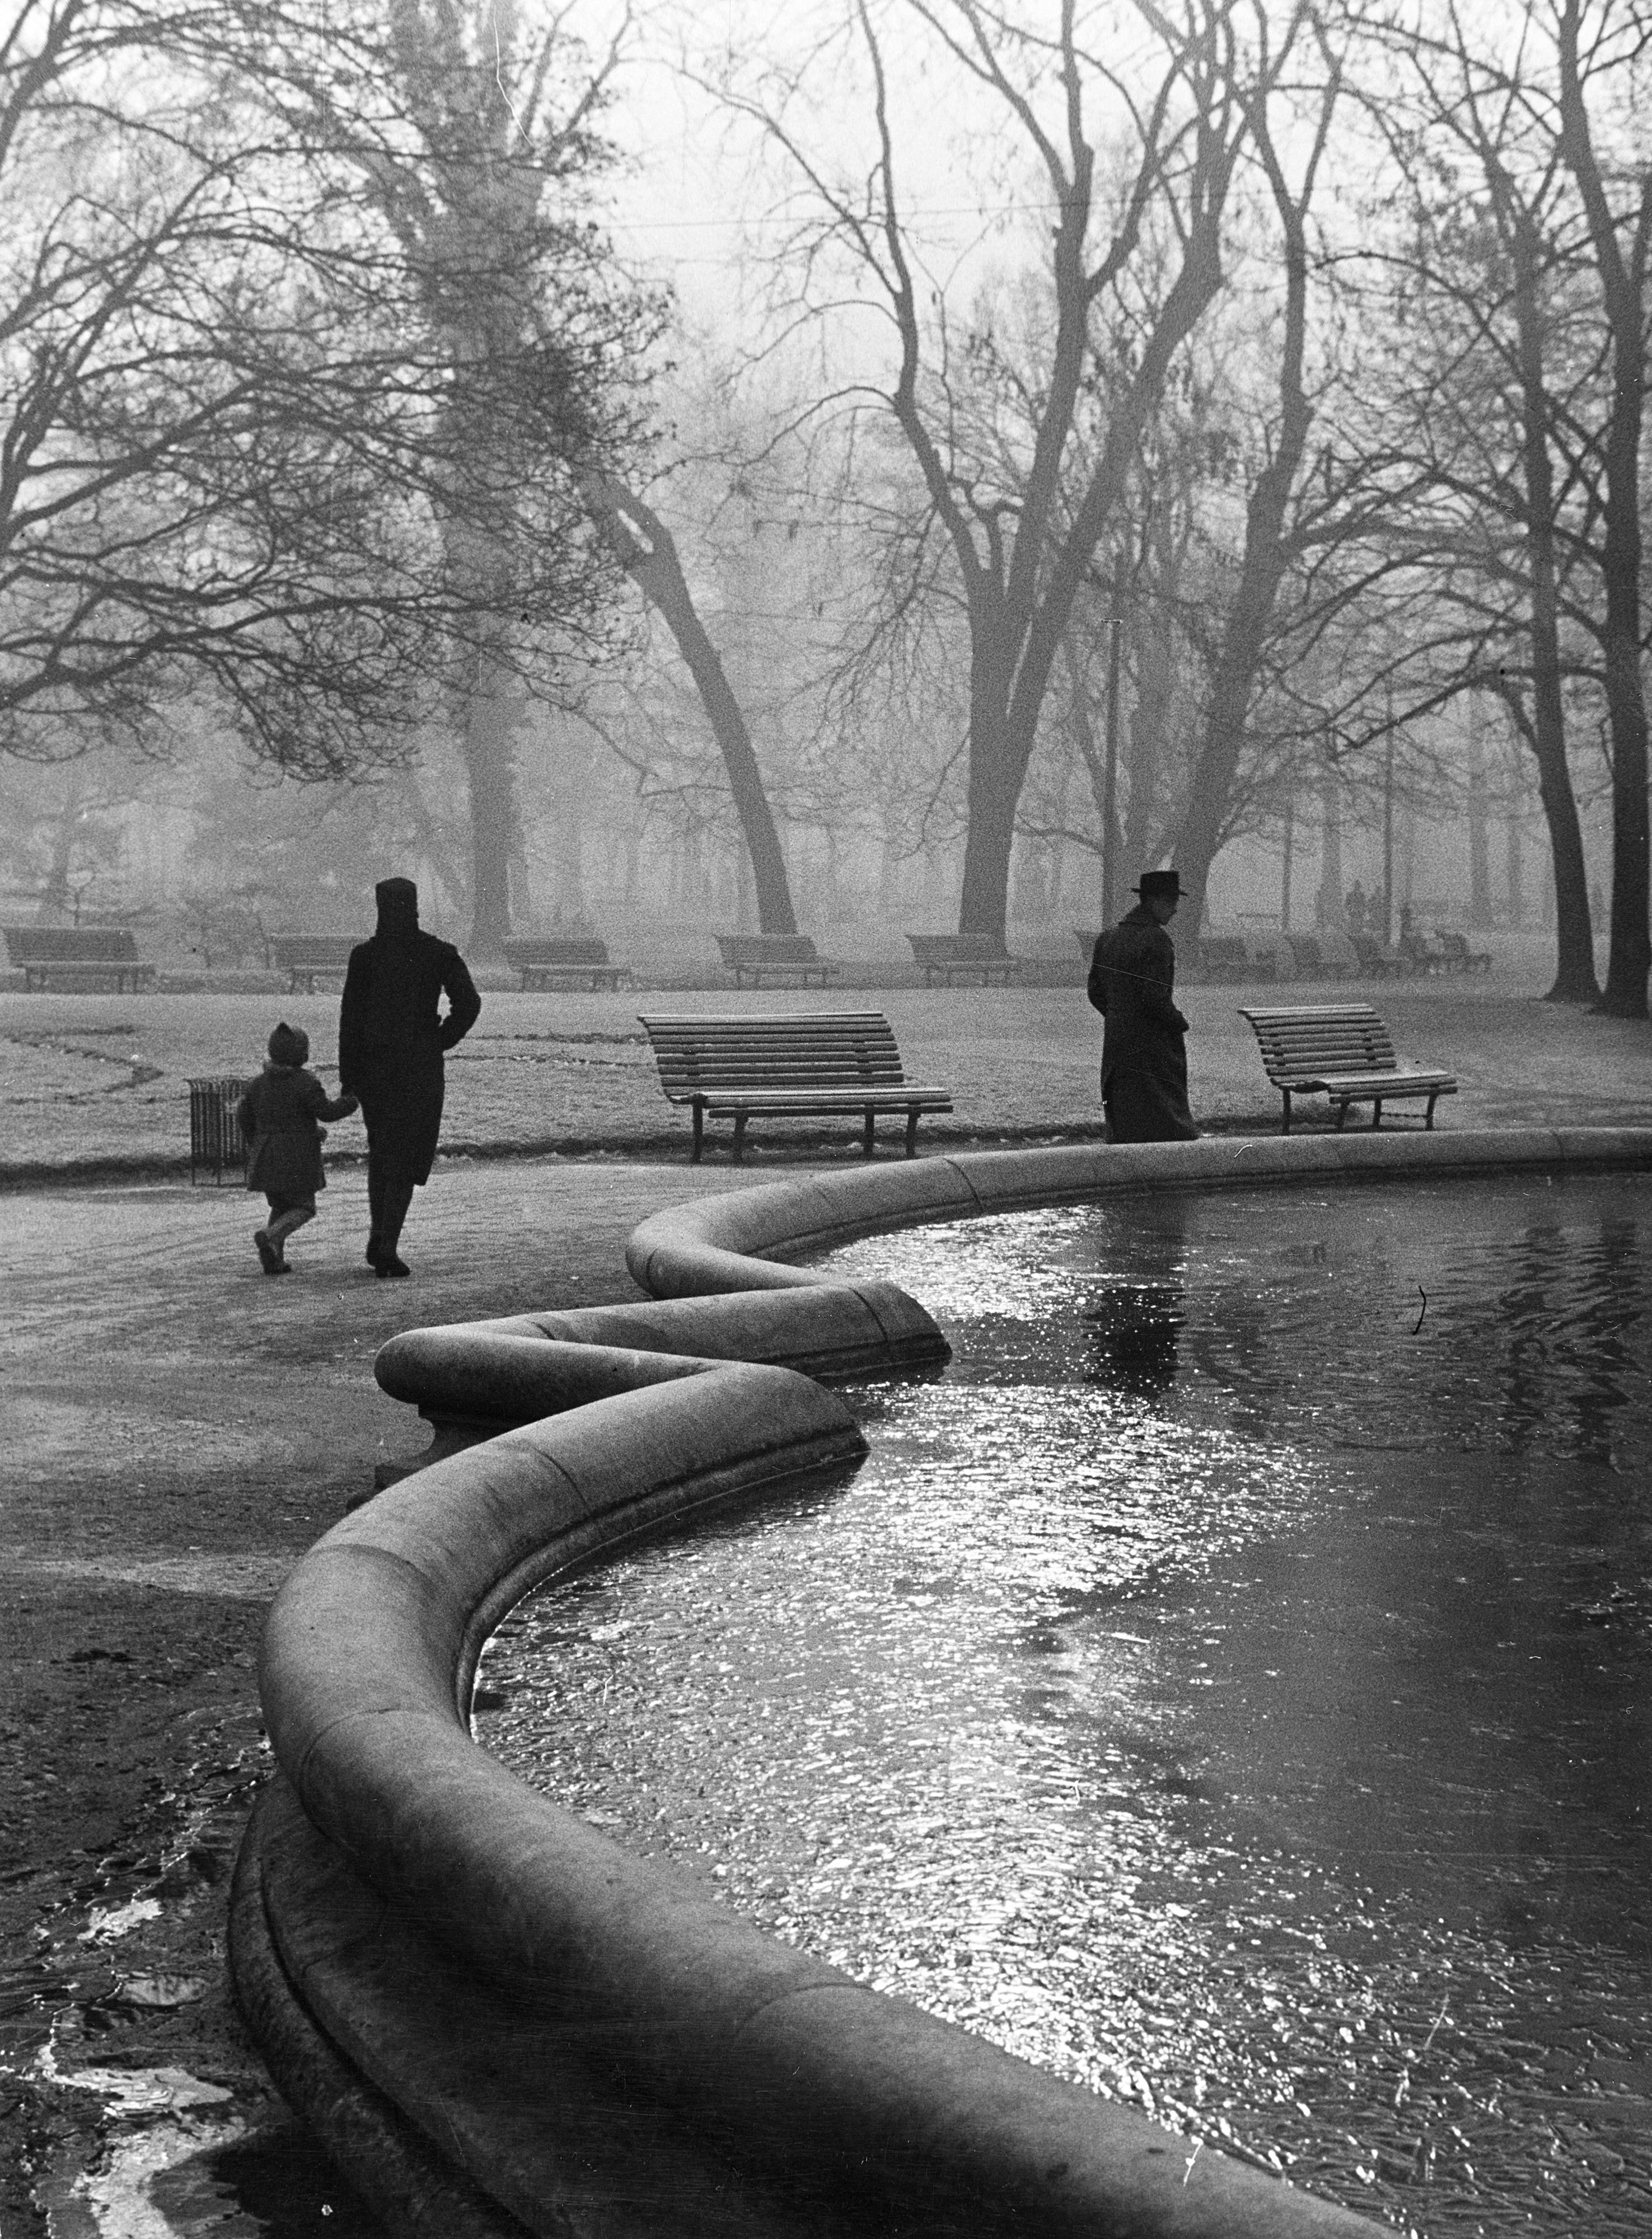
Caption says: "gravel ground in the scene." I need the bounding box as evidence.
[0,941,1646,2235]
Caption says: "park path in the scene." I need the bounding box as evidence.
[0,961,1647,2233]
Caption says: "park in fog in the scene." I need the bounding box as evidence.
[4,6,1652,2239]
[0,0,1646,1011]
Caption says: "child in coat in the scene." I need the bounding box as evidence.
[236,1022,359,1275]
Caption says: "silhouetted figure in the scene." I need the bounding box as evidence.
[236,1020,358,1275]
[1345,879,1368,936]
[1087,869,1199,1143]
[338,878,480,1277]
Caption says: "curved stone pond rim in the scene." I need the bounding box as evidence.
[233,1127,1652,2238]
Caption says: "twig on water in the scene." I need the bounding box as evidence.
[1412,1286,1428,1334]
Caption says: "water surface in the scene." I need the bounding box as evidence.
[481,1172,1652,2234]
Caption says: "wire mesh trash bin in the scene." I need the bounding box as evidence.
[189,1076,248,1183]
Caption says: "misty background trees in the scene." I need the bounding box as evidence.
[1,0,1647,1015]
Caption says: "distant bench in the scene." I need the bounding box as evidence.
[715,934,840,989]
[502,936,634,992]
[639,1010,953,1162]
[4,926,155,992]
[272,935,356,992]
[1239,1003,1458,1133]
[907,933,1024,987]
[1406,931,1486,976]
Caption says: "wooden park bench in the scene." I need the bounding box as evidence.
[639,1010,952,1162]
[907,933,1024,986]
[1239,1003,1458,1133]
[1348,931,1411,978]
[715,933,841,989]
[4,926,156,992]
[272,934,357,992]
[1434,930,1492,975]
[502,935,634,992]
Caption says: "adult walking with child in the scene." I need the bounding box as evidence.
[1087,868,1200,1144]
[338,877,481,1277]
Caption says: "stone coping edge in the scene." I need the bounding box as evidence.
[244,1327,1375,2233]
[369,1280,950,1466]
[625,1125,1652,1294]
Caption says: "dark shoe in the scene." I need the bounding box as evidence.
[375,1254,411,1279]
[366,1234,382,1268]
[255,1230,283,1276]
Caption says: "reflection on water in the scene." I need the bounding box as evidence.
[481,1173,1652,2235]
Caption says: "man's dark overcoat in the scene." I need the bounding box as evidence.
[338,913,481,1184]
[1087,905,1199,1142]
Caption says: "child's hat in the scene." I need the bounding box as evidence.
[268,1020,309,1066]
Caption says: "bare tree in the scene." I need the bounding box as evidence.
[233,0,665,953]
[1371,25,1602,997]
[1553,0,1650,1015]
[582,468,799,932]
[704,0,1295,941]
[1173,15,1342,928]
[0,0,471,774]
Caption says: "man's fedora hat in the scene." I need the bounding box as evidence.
[1133,869,1182,900]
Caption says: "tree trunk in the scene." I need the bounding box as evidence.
[40,778,82,922]
[460,659,521,958]
[1505,202,1600,1001]
[1467,715,1492,931]
[1317,763,1344,929]
[1505,788,1523,929]
[582,472,797,935]
[1557,3,1650,1017]
[956,648,1023,943]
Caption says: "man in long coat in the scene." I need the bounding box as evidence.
[338,877,481,1276]
[1087,868,1199,1143]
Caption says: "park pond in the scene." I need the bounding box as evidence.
[478,1170,1652,2235]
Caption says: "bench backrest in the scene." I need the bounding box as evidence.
[5,926,141,962]
[715,934,821,965]
[272,934,358,962]
[907,933,1009,962]
[639,1011,906,1096]
[503,937,611,965]
[1238,1003,1399,1081]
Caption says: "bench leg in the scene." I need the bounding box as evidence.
[1425,1092,1439,1130]
[1370,1100,1383,1130]
[1333,1100,1349,1132]
[1281,1088,1292,1136]
[905,1108,919,1158]
[863,1109,876,1158]
[732,1114,748,1164]
[691,1105,704,1164]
